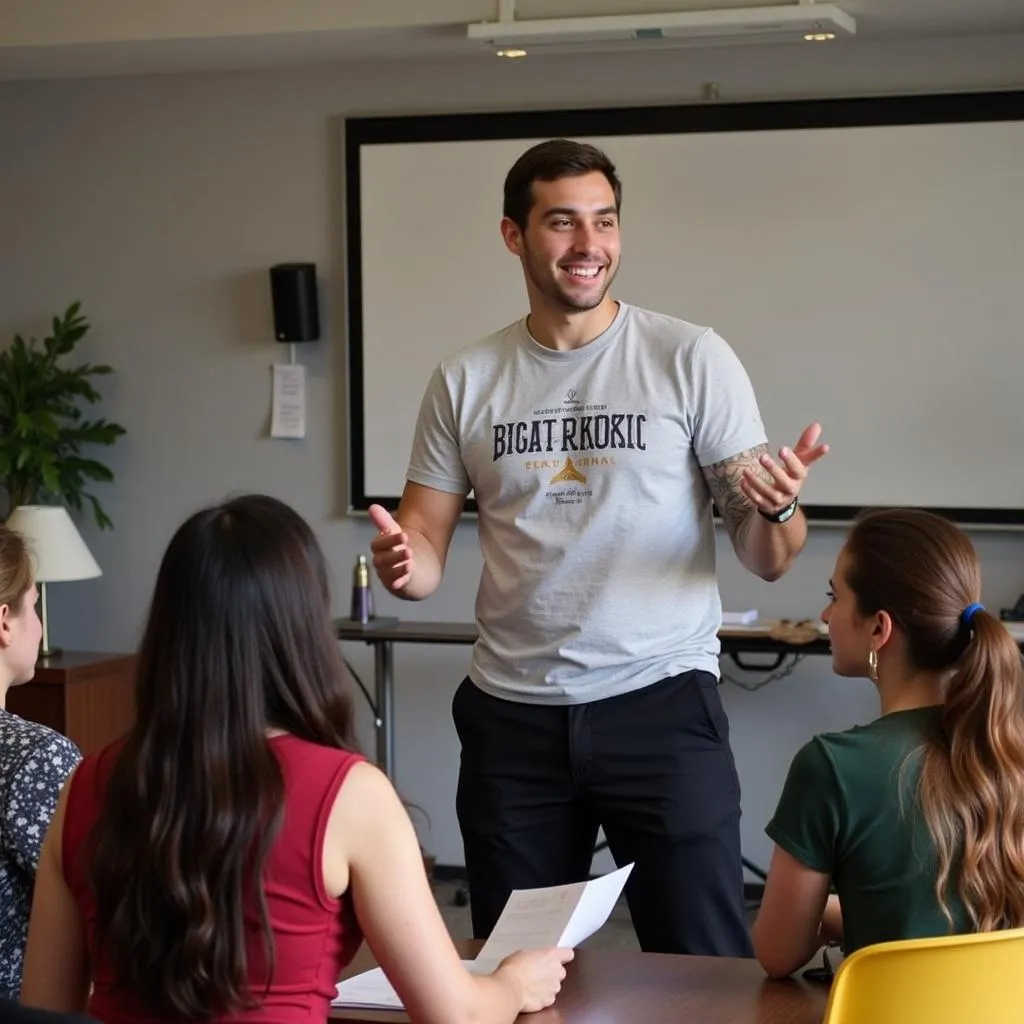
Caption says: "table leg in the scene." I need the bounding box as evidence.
[374,640,395,777]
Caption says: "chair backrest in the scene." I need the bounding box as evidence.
[822,927,1024,1024]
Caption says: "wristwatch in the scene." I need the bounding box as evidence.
[759,496,799,523]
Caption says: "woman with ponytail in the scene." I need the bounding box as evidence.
[752,507,1024,977]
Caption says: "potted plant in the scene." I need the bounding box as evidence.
[0,302,126,529]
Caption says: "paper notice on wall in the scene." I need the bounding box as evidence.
[270,363,306,439]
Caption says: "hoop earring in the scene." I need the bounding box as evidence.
[867,648,879,684]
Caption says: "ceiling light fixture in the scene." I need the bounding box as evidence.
[804,21,837,41]
[496,48,528,58]
[468,1,855,51]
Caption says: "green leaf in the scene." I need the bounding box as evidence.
[61,326,88,346]
[35,412,60,440]
[70,459,114,482]
[84,492,113,530]
[0,304,125,531]
[40,463,60,495]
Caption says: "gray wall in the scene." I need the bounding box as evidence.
[2,32,1022,872]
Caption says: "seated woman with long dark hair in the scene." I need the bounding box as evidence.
[753,508,1024,977]
[20,495,571,1022]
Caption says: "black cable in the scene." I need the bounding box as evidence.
[340,652,439,881]
[343,655,377,716]
[721,653,805,692]
[743,857,767,881]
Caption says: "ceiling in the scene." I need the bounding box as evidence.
[1,0,1023,82]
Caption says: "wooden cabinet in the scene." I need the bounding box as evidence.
[6,651,137,755]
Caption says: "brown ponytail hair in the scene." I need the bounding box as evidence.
[844,508,1024,931]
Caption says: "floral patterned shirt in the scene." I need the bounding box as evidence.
[0,709,80,998]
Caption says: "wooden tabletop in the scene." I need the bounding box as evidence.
[32,651,138,684]
[330,943,830,1024]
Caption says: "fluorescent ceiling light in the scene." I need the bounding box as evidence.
[468,4,856,49]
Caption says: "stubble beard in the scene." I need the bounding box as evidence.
[524,250,617,314]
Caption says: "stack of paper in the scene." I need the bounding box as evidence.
[333,960,491,1010]
[721,609,758,625]
[332,863,634,1010]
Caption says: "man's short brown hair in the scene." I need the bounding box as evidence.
[503,139,622,229]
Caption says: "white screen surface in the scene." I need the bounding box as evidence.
[348,102,1024,523]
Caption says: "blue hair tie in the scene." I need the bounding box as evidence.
[961,602,985,626]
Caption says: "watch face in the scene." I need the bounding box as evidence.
[775,501,798,523]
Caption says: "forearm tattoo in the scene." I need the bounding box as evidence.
[703,444,772,546]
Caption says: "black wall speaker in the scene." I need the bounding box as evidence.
[269,263,320,342]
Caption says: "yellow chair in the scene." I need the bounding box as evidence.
[823,927,1024,1024]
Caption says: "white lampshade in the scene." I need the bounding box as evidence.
[5,505,102,582]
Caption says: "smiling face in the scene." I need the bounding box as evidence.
[501,171,621,315]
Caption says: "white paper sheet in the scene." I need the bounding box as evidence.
[332,864,633,1010]
[333,960,487,1009]
[270,363,306,439]
[477,863,633,963]
[721,609,758,625]
[554,862,635,949]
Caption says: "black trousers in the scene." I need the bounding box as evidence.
[452,669,753,957]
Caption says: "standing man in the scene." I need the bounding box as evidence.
[369,139,827,956]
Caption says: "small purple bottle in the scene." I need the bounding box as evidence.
[350,554,375,623]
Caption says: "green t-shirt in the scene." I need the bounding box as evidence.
[766,706,970,955]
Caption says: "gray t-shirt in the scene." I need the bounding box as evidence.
[407,302,767,704]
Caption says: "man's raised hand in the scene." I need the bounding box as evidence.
[368,504,413,593]
[740,422,829,516]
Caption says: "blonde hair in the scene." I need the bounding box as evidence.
[0,525,34,613]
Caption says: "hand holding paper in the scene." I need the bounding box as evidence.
[333,864,633,1010]
[476,863,633,966]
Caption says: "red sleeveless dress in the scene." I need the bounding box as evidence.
[62,735,365,1023]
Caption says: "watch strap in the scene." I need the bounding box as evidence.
[758,496,799,523]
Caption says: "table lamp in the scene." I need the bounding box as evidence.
[4,504,102,657]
